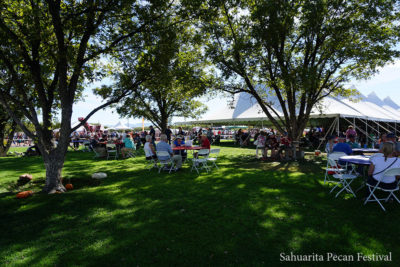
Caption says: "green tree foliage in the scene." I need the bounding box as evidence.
[107,19,211,133]
[188,0,400,140]
[0,0,175,193]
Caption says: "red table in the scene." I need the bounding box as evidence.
[173,146,207,151]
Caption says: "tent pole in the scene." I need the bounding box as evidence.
[365,119,368,147]
[337,115,340,136]
[317,117,337,150]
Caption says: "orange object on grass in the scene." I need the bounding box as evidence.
[65,184,74,190]
[16,191,33,199]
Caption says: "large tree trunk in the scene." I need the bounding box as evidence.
[160,115,168,134]
[42,150,67,193]
[0,121,16,157]
[39,110,71,194]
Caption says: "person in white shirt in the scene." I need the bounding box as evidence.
[144,135,156,160]
[368,142,400,189]
[325,135,335,154]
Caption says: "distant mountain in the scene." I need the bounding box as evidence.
[365,91,384,106]
[383,96,400,109]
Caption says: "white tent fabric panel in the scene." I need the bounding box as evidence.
[381,105,400,119]
[340,99,398,122]
[363,102,399,121]
[310,96,364,119]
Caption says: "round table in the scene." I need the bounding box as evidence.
[339,155,371,193]
[339,155,371,165]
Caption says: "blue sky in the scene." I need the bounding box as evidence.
[72,60,400,127]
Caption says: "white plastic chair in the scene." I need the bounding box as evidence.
[93,147,103,159]
[364,168,400,211]
[156,151,174,173]
[106,144,118,160]
[191,149,210,174]
[328,154,358,198]
[207,148,220,169]
[82,140,91,152]
[324,152,347,184]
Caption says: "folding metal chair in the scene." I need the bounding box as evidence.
[364,168,400,211]
[328,155,358,198]
[324,152,347,184]
[207,148,220,169]
[146,157,157,170]
[106,144,118,160]
[156,151,175,173]
[191,149,210,174]
[92,147,103,159]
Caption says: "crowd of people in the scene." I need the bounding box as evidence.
[251,129,294,161]
[64,125,213,171]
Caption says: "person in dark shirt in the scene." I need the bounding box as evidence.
[165,126,172,144]
[149,126,156,146]
[177,127,185,136]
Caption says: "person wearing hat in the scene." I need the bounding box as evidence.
[172,135,187,160]
[346,134,360,149]
[332,136,353,155]
[173,135,186,147]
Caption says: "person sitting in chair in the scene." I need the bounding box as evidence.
[333,136,352,155]
[121,134,135,158]
[368,142,400,190]
[172,135,187,161]
[25,144,41,156]
[156,134,182,171]
[325,135,336,154]
[346,134,360,149]
[144,135,156,160]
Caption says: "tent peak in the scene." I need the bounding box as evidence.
[383,96,400,109]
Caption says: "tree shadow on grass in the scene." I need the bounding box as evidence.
[1,151,399,266]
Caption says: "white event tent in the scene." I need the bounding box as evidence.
[179,87,400,143]
[112,121,131,131]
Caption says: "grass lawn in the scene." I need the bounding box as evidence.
[1,143,399,266]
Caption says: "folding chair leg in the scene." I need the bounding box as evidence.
[330,183,340,194]
[392,193,400,203]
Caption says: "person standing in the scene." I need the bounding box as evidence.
[149,126,156,146]
[255,131,266,159]
[177,127,185,136]
[345,125,357,140]
[165,126,172,144]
